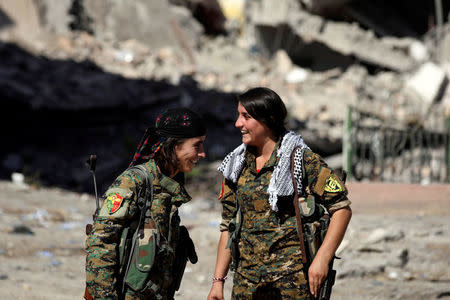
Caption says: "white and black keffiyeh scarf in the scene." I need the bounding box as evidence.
[218,131,310,211]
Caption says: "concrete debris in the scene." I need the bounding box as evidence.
[246,0,417,72]
[11,172,29,190]
[173,0,227,35]
[443,25,450,62]
[405,62,449,104]
[409,40,430,62]
[0,0,449,189]
[285,67,308,84]
[271,49,293,74]
[385,266,413,281]
[365,228,405,244]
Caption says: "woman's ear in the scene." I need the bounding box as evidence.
[174,143,181,153]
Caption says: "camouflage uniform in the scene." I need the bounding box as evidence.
[220,141,350,300]
[85,159,191,299]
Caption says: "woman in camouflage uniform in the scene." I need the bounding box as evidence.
[85,108,206,299]
[208,88,352,300]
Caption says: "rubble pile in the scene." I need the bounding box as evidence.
[0,0,450,190]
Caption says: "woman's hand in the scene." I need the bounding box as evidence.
[207,282,225,300]
[307,207,352,297]
[308,255,329,298]
[208,231,231,300]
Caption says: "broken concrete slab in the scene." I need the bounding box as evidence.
[246,0,417,72]
[33,0,203,60]
[0,0,44,40]
[86,1,202,49]
[442,24,450,63]
[405,62,448,104]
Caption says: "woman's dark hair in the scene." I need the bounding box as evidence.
[237,87,287,139]
[153,137,186,176]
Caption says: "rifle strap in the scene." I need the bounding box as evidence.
[121,164,154,294]
[133,164,154,220]
[290,146,308,265]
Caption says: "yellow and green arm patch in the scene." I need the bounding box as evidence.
[323,174,343,193]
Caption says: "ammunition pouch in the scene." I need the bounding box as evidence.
[122,219,160,292]
[226,207,242,271]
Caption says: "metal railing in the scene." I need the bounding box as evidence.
[343,106,450,184]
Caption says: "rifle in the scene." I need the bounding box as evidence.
[317,172,345,300]
[84,154,99,300]
[167,225,198,299]
[290,147,340,300]
[317,259,336,300]
[85,154,99,235]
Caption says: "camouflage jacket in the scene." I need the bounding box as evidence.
[219,142,350,283]
[85,159,191,299]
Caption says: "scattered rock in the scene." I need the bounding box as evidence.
[386,266,413,281]
[10,224,34,235]
[365,228,405,244]
[387,248,408,268]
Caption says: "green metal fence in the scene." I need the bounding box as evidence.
[343,106,450,184]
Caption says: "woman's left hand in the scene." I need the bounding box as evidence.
[307,255,329,298]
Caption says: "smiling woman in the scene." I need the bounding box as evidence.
[85,108,207,300]
[208,87,352,300]
[175,136,206,174]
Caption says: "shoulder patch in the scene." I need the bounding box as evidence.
[324,174,343,193]
[105,193,124,214]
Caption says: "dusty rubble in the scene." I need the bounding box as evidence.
[1,1,449,187]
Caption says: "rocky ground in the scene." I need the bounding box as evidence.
[0,178,449,300]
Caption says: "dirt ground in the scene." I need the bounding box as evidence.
[0,180,449,299]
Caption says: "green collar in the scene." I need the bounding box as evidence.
[245,140,281,172]
[143,160,191,206]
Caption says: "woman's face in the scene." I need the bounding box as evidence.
[174,135,206,173]
[235,102,271,147]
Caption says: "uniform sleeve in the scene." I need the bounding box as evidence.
[85,169,141,299]
[219,178,237,232]
[303,149,351,214]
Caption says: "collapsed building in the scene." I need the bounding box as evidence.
[0,0,449,190]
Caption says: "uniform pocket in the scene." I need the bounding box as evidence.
[124,219,159,291]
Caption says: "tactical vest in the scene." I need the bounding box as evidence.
[118,164,162,296]
[115,165,197,299]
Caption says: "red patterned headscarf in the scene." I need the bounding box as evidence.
[129,108,206,167]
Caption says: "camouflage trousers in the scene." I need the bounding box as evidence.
[123,289,169,300]
[122,272,173,300]
[231,271,312,300]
